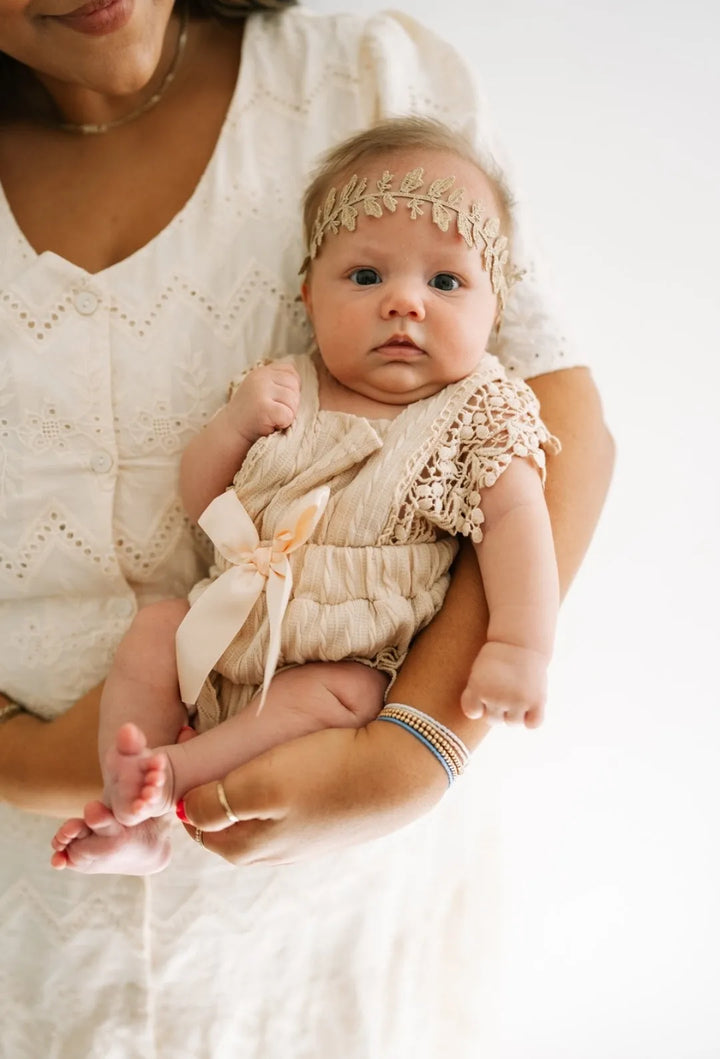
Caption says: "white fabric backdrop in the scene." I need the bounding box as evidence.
[310,2,720,1056]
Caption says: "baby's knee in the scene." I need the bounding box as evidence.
[321,662,389,726]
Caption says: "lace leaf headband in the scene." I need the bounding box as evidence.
[304,166,517,311]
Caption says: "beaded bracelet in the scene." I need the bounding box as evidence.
[376,703,471,786]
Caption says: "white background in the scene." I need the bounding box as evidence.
[309,2,720,1056]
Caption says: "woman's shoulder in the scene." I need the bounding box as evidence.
[254,6,436,45]
[247,6,476,112]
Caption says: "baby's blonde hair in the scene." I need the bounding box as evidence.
[302,116,513,258]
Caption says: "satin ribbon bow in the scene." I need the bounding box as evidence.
[176,485,330,710]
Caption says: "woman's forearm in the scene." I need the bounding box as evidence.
[393,366,614,744]
[391,541,492,751]
[528,366,615,593]
[0,686,103,818]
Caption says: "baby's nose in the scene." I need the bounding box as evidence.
[381,282,426,319]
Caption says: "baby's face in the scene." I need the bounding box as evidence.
[301,149,501,406]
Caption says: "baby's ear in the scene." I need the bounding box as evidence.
[300,281,313,318]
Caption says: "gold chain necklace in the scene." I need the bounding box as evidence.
[59,5,189,135]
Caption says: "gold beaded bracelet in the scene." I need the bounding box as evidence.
[376,703,471,786]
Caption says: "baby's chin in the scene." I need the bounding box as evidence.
[364,368,471,405]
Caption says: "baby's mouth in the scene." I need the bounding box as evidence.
[376,334,424,355]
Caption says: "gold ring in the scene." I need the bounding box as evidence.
[216,781,239,824]
[194,826,204,847]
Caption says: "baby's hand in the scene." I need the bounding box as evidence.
[227,363,301,444]
[461,641,547,728]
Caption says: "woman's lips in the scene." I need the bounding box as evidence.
[52,0,133,36]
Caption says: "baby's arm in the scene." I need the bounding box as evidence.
[180,362,300,522]
[461,458,559,728]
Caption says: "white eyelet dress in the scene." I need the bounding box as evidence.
[0,9,580,1058]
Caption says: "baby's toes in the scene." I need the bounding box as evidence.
[50,818,92,869]
[115,721,148,757]
[137,776,163,804]
[143,755,167,786]
[50,849,70,869]
[51,817,91,851]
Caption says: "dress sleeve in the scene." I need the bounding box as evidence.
[410,377,561,544]
[356,10,582,379]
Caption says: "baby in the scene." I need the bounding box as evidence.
[51,116,559,874]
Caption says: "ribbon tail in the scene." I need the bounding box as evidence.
[176,566,265,705]
[255,558,294,713]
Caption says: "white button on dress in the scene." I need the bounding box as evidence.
[73,290,99,315]
[89,449,113,473]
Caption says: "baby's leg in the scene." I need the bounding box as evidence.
[164,661,388,801]
[99,598,190,825]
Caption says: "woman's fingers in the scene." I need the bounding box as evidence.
[178,751,293,865]
[181,815,277,864]
[181,760,283,832]
[178,733,346,864]
[178,724,449,866]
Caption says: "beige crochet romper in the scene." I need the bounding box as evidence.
[192,352,558,731]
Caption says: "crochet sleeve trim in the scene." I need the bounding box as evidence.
[397,376,560,544]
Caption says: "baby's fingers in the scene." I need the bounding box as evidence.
[461,687,524,726]
[268,395,298,429]
[267,363,301,397]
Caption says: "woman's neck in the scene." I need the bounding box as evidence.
[0,20,244,273]
[34,9,186,132]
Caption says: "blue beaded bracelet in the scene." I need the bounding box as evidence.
[376,703,471,786]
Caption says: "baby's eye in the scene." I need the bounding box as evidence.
[429,273,461,292]
[349,267,381,286]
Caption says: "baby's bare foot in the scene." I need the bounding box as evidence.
[50,800,172,875]
[104,722,175,825]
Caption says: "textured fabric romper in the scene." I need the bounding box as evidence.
[191,352,559,732]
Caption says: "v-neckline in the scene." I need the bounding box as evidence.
[0,18,254,281]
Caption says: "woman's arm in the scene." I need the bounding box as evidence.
[179,366,614,864]
[527,366,616,592]
[0,687,103,818]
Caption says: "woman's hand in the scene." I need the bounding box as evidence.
[0,686,103,818]
[180,719,452,865]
